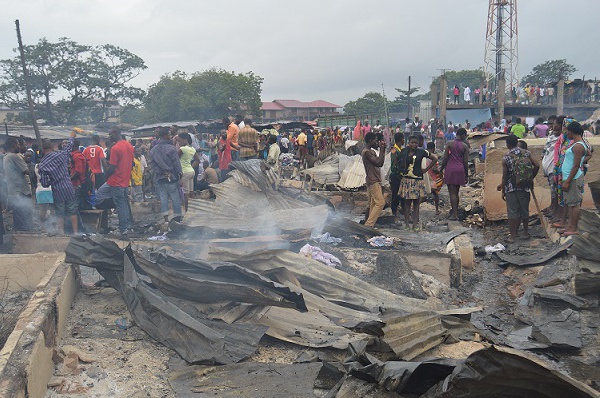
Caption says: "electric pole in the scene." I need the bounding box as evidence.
[15,20,41,148]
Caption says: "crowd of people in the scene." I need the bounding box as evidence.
[0,110,595,241]
[360,114,594,240]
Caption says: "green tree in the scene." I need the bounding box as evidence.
[144,68,263,122]
[343,92,387,115]
[0,37,146,125]
[521,59,577,86]
[89,44,147,120]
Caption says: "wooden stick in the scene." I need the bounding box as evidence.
[531,187,550,239]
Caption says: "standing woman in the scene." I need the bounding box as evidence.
[441,128,469,220]
[177,132,201,212]
[399,135,438,231]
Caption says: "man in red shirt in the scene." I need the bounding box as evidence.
[106,127,134,233]
[70,138,87,211]
[82,135,107,188]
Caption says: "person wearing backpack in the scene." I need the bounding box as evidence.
[560,122,592,236]
[497,134,540,243]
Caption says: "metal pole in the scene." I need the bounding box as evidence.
[15,20,42,148]
[407,76,411,120]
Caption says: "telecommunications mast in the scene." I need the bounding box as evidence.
[484,0,519,92]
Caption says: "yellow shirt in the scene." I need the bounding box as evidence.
[297,132,307,146]
[131,158,143,186]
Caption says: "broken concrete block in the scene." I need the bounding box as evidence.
[47,376,65,388]
[59,352,81,376]
[61,345,97,363]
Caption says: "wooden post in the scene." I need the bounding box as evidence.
[497,71,506,121]
[15,20,41,148]
[440,74,448,124]
[557,78,565,115]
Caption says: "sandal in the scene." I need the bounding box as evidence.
[505,235,515,243]
[413,227,421,232]
[561,231,579,237]
[551,222,565,228]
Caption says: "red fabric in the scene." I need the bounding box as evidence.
[70,151,87,187]
[353,121,362,140]
[82,145,105,174]
[107,140,134,188]
[218,138,232,171]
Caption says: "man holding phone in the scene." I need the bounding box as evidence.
[362,133,387,228]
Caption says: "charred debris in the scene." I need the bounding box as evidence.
[62,159,599,397]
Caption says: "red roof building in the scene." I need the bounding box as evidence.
[260,99,341,122]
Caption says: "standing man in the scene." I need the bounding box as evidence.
[38,132,79,234]
[70,138,87,211]
[510,117,526,139]
[238,118,259,160]
[463,86,471,104]
[224,117,240,161]
[497,134,539,243]
[150,127,182,223]
[82,135,107,189]
[389,133,405,223]
[297,129,308,166]
[362,132,386,228]
[3,136,33,231]
[83,135,108,189]
[106,127,134,234]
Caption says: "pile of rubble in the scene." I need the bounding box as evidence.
[57,158,599,397]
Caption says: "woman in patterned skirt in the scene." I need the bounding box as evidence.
[398,135,438,231]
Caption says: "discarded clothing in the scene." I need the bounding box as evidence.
[148,233,168,241]
[484,243,505,253]
[367,236,395,247]
[299,244,341,267]
[311,232,342,245]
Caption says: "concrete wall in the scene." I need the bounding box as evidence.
[0,253,61,293]
[0,256,80,398]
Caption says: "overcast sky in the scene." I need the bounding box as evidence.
[1,0,597,107]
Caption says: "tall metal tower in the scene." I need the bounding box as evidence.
[484,0,519,91]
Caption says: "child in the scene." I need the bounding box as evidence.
[426,142,444,214]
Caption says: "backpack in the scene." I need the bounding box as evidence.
[510,150,534,188]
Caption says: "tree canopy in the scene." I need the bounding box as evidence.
[0,37,146,125]
[144,69,263,123]
[343,92,387,116]
[521,59,577,86]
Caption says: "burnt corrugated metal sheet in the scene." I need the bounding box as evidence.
[180,159,330,237]
[382,311,447,360]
